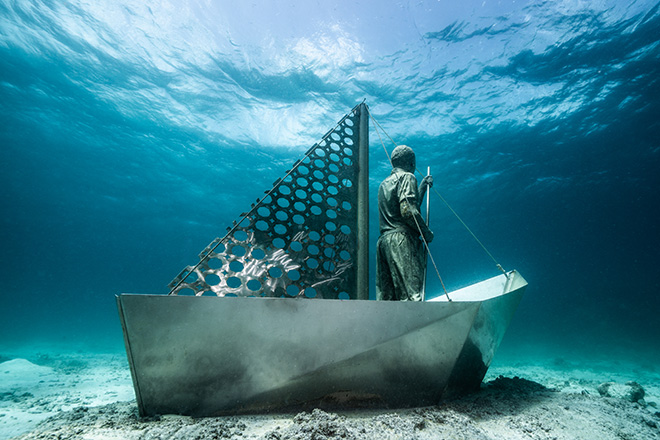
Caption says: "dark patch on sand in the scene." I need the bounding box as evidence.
[0,391,34,403]
[29,354,89,374]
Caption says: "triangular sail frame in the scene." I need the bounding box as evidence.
[169,103,369,300]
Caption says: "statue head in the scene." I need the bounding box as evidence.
[391,145,416,172]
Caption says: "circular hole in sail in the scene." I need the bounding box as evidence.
[343,147,353,156]
[322,261,335,272]
[312,181,323,191]
[324,247,335,258]
[273,238,286,249]
[293,214,305,225]
[330,142,341,152]
[276,210,288,221]
[227,277,241,288]
[308,244,319,255]
[313,169,324,179]
[338,291,350,300]
[340,225,351,235]
[257,206,270,217]
[208,258,223,269]
[277,198,290,208]
[252,248,266,259]
[288,269,301,280]
[229,260,244,272]
[344,137,354,146]
[309,231,321,241]
[184,272,198,283]
[294,202,306,212]
[325,221,337,231]
[339,250,351,261]
[234,230,248,241]
[247,279,261,292]
[279,185,291,195]
[341,179,353,188]
[343,157,353,166]
[205,274,221,285]
[268,267,283,278]
[298,165,309,175]
[327,197,337,207]
[313,159,325,168]
[311,192,322,203]
[344,127,353,136]
[286,285,299,296]
[295,189,307,199]
[328,163,339,173]
[331,132,341,141]
[290,241,303,252]
[232,245,246,257]
[328,174,338,183]
[326,209,337,219]
[345,118,354,127]
[329,153,340,162]
[342,201,352,211]
[297,177,309,187]
[256,220,269,231]
[304,287,317,298]
[306,258,319,269]
[324,235,336,245]
[274,224,287,235]
[310,205,322,215]
[328,186,338,195]
[315,148,326,157]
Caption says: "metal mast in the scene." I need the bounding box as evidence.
[356,102,369,300]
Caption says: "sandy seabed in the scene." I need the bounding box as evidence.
[1,349,659,440]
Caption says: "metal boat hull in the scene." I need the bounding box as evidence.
[117,271,526,416]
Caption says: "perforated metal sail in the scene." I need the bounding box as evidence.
[168,104,368,299]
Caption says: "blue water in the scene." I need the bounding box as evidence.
[1,0,659,358]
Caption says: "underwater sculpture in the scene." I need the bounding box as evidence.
[117,102,527,416]
[376,144,434,302]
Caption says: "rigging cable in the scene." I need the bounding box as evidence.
[368,108,508,283]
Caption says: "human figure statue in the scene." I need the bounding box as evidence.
[376,145,434,301]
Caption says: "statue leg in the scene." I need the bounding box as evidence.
[390,233,423,301]
[376,236,395,301]
[376,232,422,301]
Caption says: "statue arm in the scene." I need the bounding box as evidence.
[401,199,434,243]
[396,172,434,243]
[417,175,433,209]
